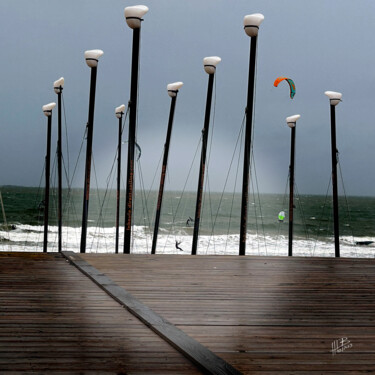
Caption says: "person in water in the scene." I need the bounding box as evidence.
[186,217,194,227]
[175,241,183,251]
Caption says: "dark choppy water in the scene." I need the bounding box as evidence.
[1,185,375,257]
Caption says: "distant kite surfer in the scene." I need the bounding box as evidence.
[38,200,45,210]
[186,217,194,227]
[175,240,183,251]
[278,211,285,222]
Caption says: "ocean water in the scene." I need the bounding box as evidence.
[1,185,375,258]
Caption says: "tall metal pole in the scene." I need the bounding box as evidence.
[57,89,62,252]
[80,49,104,254]
[330,105,340,257]
[115,105,125,254]
[124,27,141,254]
[286,115,300,257]
[123,5,148,254]
[44,113,53,253]
[325,91,342,258]
[152,82,183,254]
[192,58,220,255]
[288,126,296,257]
[54,77,64,252]
[239,13,264,256]
[42,102,56,253]
[239,37,257,256]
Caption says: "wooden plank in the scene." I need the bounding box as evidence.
[63,251,242,375]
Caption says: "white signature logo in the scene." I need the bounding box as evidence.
[331,337,352,355]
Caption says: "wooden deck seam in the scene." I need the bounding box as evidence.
[62,251,242,375]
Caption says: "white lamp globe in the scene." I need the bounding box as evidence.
[124,5,149,29]
[203,56,221,74]
[53,77,64,94]
[85,49,104,68]
[115,104,126,119]
[167,82,183,97]
[286,114,301,128]
[42,102,56,117]
[244,13,264,37]
[325,91,342,106]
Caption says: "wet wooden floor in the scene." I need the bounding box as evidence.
[0,252,204,374]
[82,253,375,374]
[1,252,375,374]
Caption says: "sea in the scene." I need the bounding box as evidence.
[1,185,375,258]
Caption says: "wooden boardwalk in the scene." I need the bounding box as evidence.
[1,252,375,373]
[0,252,204,374]
[81,254,375,374]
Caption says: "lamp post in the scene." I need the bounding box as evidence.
[123,5,149,254]
[42,102,56,253]
[192,56,221,255]
[53,77,64,252]
[286,114,300,256]
[80,49,104,253]
[325,90,342,258]
[152,82,183,254]
[115,104,125,254]
[239,13,264,256]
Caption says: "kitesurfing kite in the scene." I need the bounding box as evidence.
[274,76,296,99]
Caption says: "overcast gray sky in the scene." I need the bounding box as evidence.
[1,0,374,196]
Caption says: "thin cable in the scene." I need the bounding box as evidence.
[275,172,289,253]
[62,92,70,180]
[207,113,246,254]
[251,147,268,255]
[225,115,245,253]
[294,182,313,256]
[313,175,332,255]
[164,136,202,252]
[338,157,355,240]
[137,161,152,253]
[202,77,218,254]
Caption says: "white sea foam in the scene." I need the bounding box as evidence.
[1,224,374,258]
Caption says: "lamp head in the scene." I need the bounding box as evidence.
[42,102,56,117]
[167,81,183,97]
[53,77,64,94]
[244,13,264,37]
[286,114,301,128]
[115,104,126,118]
[124,5,149,29]
[203,56,221,74]
[84,49,104,68]
[325,91,342,106]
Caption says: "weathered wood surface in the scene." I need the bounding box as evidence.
[0,252,203,374]
[63,251,241,375]
[81,254,375,373]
